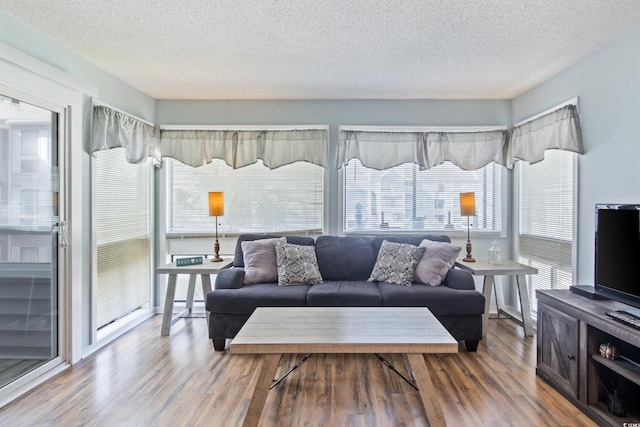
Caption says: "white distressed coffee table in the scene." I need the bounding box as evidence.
[231,306,458,427]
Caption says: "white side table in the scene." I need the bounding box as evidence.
[455,259,538,338]
[156,259,233,335]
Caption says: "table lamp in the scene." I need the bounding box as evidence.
[460,192,476,262]
[208,192,224,262]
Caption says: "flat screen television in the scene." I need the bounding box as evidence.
[595,204,640,309]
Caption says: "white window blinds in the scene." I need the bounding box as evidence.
[517,149,575,316]
[168,158,323,235]
[344,159,502,233]
[95,148,151,328]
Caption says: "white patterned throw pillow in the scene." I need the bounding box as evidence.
[368,240,425,286]
[274,242,324,286]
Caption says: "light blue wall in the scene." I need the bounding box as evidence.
[0,10,157,349]
[512,26,640,288]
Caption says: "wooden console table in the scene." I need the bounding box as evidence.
[156,259,232,335]
[455,259,538,337]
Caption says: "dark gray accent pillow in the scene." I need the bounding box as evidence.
[368,240,424,286]
[274,242,323,286]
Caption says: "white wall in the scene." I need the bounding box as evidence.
[512,26,640,288]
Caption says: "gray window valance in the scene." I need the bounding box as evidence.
[91,105,161,164]
[91,105,328,169]
[507,104,583,168]
[160,128,328,169]
[337,129,507,171]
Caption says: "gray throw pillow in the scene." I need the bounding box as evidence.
[414,239,462,286]
[241,237,286,284]
[368,240,425,286]
[274,242,323,286]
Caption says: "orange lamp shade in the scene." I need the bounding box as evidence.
[459,192,476,217]
[208,192,224,216]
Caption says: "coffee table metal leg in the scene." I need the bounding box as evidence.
[405,353,447,427]
[242,353,281,427]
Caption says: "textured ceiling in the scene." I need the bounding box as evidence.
[2,0,640,100]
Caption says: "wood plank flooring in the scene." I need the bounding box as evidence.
[0,314,596,426]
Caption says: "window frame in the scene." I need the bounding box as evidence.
[161,124,329,242]
[338,125,508,237]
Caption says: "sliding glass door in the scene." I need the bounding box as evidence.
[0,93,62,388]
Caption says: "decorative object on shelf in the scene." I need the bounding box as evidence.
[459,192,476,262]
[608,390,626,417]
[208,191,224,262]
[176,256,203,266]
[599,342,620,360]
[488,241,502,265]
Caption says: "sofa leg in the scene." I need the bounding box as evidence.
[465,340,479,352]
[212,338,226,351]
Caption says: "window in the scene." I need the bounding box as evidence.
[94,148,151,329]
[344,160,502,233]
[167,158,324,235]
[517,149,575,317]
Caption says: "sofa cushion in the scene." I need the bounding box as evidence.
[241,237,286,284]
[368,240,424,286]
[415,239,462,286]
[315,235,376,281]
[233,234,315,267]
[306,281,382,306]
[377,282,485,316]
[274,242,323,286]
[206,282,311,315]
[372,234,450,256]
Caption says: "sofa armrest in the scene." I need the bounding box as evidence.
[442,268,476,291]
[215,268,245,289]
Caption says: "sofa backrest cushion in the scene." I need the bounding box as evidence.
[371,234,450,257]
[315,235,376,281]
[233,234,315,267]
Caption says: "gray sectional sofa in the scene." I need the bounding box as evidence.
[206,234,485,352]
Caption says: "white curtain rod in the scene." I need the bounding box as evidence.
[92,99,155,127]
[160,124,329,131]
[339,125,508,132]
[514,97,579,127]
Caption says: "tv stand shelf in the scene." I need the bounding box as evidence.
[591,354,640,386]
[537,289,640,426]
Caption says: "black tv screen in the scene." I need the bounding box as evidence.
[595,204,640,309]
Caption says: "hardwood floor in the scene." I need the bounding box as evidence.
[0,314,595,426]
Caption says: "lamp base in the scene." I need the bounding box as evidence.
[464,240,475,262]
[211,238,223,262]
